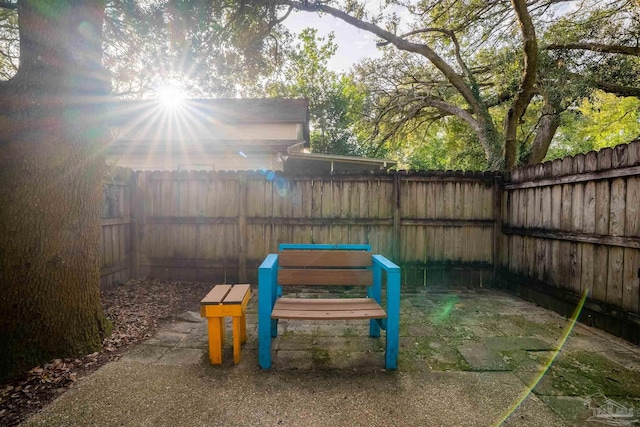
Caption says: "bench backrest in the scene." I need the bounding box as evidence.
[277,249,373,286]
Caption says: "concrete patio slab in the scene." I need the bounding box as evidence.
[484,337,554,352]
[458,343,509,371]
[22,363,569,427]
[118,344,169,365]
[144,331,187,346]
[22,288,640,427]
[155,347,206,366]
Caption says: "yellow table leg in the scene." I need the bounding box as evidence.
[240,312,247,344]
[219,316,226,347]
[232,316,242,364]
[206,317,224,364]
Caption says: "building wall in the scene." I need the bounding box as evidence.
[107,122,302,171]
[114,123,303,141]
[107,152,283,171]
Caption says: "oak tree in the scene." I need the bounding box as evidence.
[269,0,639,169]
[0,0,112,381]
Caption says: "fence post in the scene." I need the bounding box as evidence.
[238,171,247,282]
[392,171,401,262]
[129,171,144,279]
[492,174,503,286]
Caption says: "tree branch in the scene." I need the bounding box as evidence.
[545,42,640,56]
[387,27,477,88]
[282,1,485,115]
[595,81,640,97]
[418,97,481,133]
[525,99,561,165]
[273,5,294,26]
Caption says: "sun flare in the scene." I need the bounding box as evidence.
[156,84,186,108]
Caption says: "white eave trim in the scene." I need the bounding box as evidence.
[282,151,397,167]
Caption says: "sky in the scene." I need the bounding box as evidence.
[283,10,383,72]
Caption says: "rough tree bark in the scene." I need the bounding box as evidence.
[0,0,112,381]
[525,99,561,165]
[504,0,538,170]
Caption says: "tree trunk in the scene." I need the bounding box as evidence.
[504,0,538,170]
[525,103,561,165]
[477,109,504,170]
[0,0,111,381]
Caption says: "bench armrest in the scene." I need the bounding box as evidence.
[371,255,401,303]
[372,254,400,273]
[259,254,280,368]
[371,254,400,369]
[259,253,279,270]
[258,253,279,304]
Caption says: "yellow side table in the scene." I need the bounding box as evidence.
[200,284,251,364]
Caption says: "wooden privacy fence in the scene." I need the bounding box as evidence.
[501,142,640,340]
[99,141,640,342]
[125,170,499,287]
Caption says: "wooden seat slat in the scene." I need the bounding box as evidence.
[274,298,381,311]
[272,297,387,320]
[271,311,386,320]
[278,269,373,286]
[223,284,251,304]
[200,284,232,305]
[278,250,372,268]
[272,309,386,320]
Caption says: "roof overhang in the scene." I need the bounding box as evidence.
[282,152,397,174]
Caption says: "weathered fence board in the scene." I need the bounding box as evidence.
[501,140,640,330]
[100,166,133,290]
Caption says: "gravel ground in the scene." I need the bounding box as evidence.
[0,279,212,427]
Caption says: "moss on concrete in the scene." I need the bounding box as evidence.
[533,351,640,398]
[310,347,331,367]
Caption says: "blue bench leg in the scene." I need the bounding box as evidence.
[258,293,273,370]
[369,269,382,338]
[258,254,279,370]
[385,272,401,370]
[385,317,399,370]
[369,319,380,338]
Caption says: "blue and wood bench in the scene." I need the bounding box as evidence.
[258,244,401,370]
